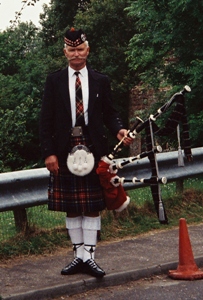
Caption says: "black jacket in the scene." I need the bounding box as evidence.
[39,66,124,162]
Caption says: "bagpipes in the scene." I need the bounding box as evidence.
[96,85,192,224]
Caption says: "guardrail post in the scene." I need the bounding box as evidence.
[176,179,184,194]
[13,208,29,233]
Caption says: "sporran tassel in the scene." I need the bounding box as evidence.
[177,124,184,167]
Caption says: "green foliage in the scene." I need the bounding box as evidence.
[0,23,40,75]
[126,0,203,146]
[0,23,53,171]
[126,0,203,86]
[0,97,41,171]
[38,0,90,64]
[188,111,203,147]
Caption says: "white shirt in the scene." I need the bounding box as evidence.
[68,66,89,127]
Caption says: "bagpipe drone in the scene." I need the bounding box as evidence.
[96,85,192,224]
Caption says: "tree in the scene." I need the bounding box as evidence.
[0,22,48,110]
[126,0,203,146]
[0,23,49,170]
[74,0,138,122]
[38,0,90,64]
[0,1,89,171]
[0,97,40,172]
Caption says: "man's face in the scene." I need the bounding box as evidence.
[64,43,90,70]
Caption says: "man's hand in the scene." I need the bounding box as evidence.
[117,129,134,146]
[45,155,59,175]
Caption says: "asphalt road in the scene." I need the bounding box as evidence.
[53,274,203,300]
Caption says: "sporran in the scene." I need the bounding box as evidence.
[67,145,95,176]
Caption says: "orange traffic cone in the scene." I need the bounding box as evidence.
[168,218,203,280]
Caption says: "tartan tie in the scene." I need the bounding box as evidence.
[75,71,85,126]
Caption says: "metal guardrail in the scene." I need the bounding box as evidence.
[0,168,49,212]
[0,147,203,213]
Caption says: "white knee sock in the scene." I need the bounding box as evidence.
[82,216,101,262]
[66,216,83,260]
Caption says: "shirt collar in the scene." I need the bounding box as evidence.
[69,66,87,77]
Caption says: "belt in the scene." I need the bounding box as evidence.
[70,126,89,137]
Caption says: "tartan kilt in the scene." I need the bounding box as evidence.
[48,134,106,213]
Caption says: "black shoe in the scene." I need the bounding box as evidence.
[83,259,106,278]
[61,257,83,275]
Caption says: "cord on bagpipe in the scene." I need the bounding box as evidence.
[96,85,191,221]
[146,118,168,223]
[107,85,192,162]
[134,85,192,161]
[109,85,192,168]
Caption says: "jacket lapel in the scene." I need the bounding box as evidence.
[57,68,72,117]
[88,68,100,118]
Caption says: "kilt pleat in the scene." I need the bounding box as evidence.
[48,133,105,213]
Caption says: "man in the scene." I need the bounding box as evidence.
[40,28,132,278]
